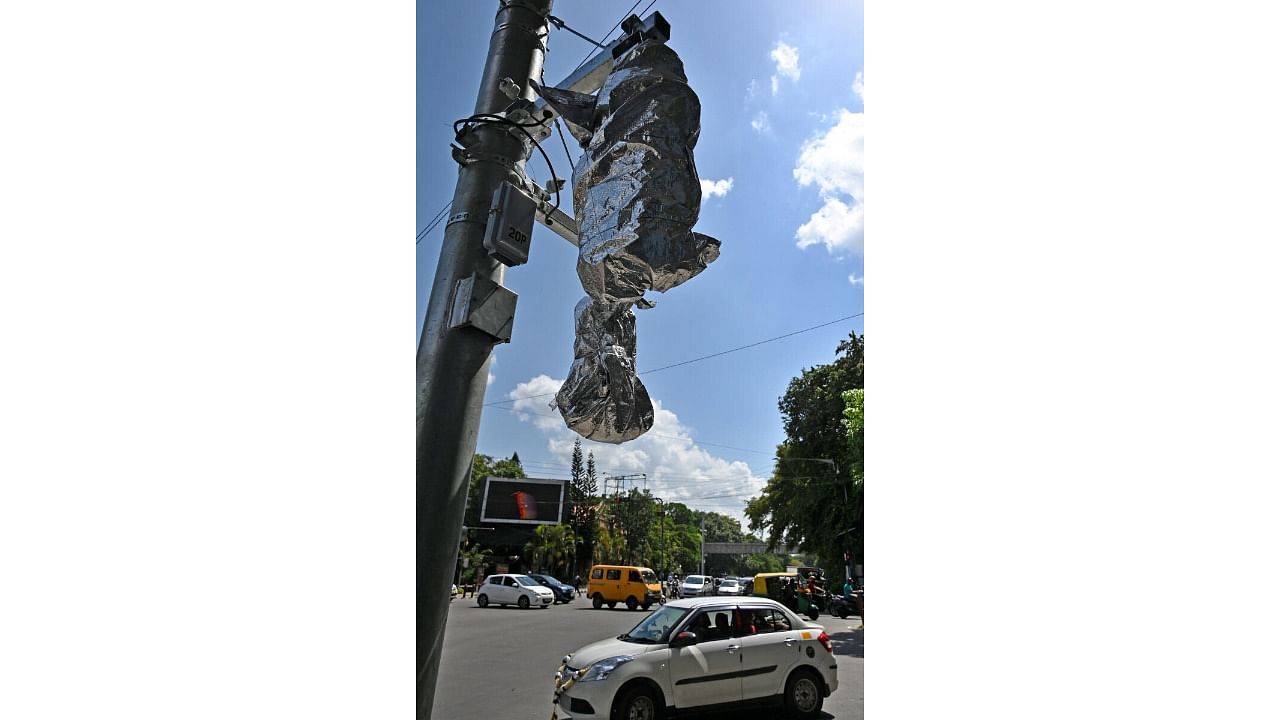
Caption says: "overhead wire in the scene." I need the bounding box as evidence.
[416,200,453,244]
[484,313,864,407]
[570,0,643,72]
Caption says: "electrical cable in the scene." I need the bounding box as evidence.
[547,15,606,49]
[416,200,453,244]
[641,313,863,375]
[454,113,562,220]
[484,313,864,407]
[570,0,643,72]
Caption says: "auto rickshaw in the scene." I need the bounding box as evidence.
[751,572,823,620]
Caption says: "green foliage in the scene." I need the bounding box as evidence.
[746,332,865,576]
[524,523,577,578]
[464,454,789,580]
[465,453,526,527]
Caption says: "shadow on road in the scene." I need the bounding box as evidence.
[829,627,863,658]
[691,707,835,720]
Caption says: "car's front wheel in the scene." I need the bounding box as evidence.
[476,594,489,608]
[613,683,660,720]
[783,668,824,718]
[518,595,530,609]
[626,596,639,611]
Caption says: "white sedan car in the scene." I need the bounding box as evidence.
[715,578,741,595]
[476,573,554,609]
[552,597,838,719]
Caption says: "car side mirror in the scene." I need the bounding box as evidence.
[669,631,697,648]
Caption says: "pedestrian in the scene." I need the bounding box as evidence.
[573,574,582,596]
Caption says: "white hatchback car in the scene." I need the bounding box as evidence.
[678,575,713,598]
[552,597,837,719]
[476,573,554,609]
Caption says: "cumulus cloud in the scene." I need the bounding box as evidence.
[750,111,770,134]
[700,177,734,199]
[506,375,769,528]
[793,109,864,256]
[509,374,568,431]
[770,41,801,96]
[852,70,864,100]
[848,273,864,287]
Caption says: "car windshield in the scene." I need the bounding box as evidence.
[619,605,691,644]
[515,576,539,587]
[641,570,657,583]
[541,575,563,585]
[722,580,737,586]
[684,576,705,584]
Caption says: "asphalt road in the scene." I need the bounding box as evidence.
[431,594,863,720]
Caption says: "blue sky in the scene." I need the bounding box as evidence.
[418,0,864,528]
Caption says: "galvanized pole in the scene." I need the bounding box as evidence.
[417,2,551,718]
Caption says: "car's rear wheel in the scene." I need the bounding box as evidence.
[593,594,604,609]
[476,594,489,608]
[518,595,530,609]
[783,668,824,718]
[626,596,639,611]
[613,684,660,720]
[807,606,821,621]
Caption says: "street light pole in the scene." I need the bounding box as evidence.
[417,2,552,718]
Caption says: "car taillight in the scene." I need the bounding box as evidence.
[817,631,833,653]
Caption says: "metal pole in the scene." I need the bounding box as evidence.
[699,519,705,576]
[417,2,551,718]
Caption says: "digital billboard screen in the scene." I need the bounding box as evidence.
[479,477,567,525]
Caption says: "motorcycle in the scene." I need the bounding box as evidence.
[828,592,860,619]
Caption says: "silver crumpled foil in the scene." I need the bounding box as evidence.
[535,40,720,443]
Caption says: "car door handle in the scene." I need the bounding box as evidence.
[784,637,797,647]
[727,645,740,653]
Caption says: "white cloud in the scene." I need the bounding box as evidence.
[852,70,864,101]
[746,79,759,100]
[848,273,864,287]
[700,177,734,199]
[769,41,801,96]
[507,375,769,530]
[750,111,770,134]
[509,374,567,431]
[793,109,864,256]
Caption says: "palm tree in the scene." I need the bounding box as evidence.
[525,524,578,577]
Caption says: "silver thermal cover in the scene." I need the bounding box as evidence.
[538,40,719,443]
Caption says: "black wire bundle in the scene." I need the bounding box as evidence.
[453,113,561,219]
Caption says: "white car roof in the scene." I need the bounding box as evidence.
[662,596,786,611]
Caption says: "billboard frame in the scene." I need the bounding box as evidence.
[478,476,567,525]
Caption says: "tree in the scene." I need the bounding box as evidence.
[524,524,577,578]
[464,453,525,527]
[746,332,864,578]
[567,440,599,575]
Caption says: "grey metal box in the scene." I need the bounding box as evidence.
[483,182,537,266]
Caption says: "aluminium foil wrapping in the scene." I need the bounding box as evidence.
[539,40,719,443]
[554,297,654,443]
